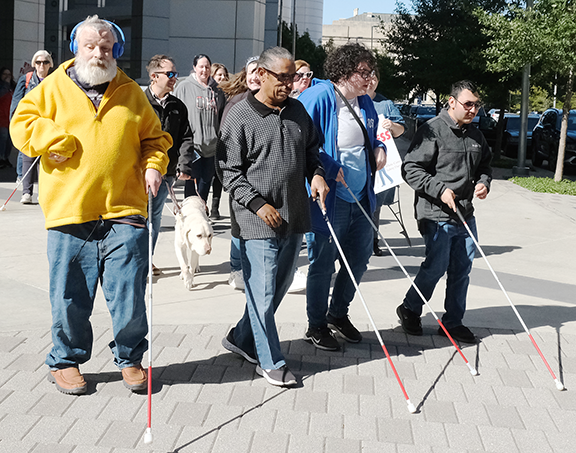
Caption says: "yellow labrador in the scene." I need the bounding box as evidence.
[174,196,213,290]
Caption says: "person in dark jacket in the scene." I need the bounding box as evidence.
[145,54,198,274]
[397,80,492,344]
[10,50,53,201]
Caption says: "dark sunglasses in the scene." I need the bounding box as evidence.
[263,68,302,84]
[154,71,179,79]
[297,70,313,79]
[35,60,50,65]
[455,98,483,111]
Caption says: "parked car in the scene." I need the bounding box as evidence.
[531,108,576,170]
[488,108,507,122]
[502,113,541,157]
[402,104,437,140]
[473,107,498,148]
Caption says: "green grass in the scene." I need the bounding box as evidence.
[509,176,576,195]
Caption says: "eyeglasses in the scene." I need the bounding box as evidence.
[455,98,483,111]
[297,71,313,79]
[35,60,50,66]
[154,71,179,79]
[263,68,302,84]
[356,70,376,80]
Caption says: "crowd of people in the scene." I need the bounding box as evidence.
[7,14,491,393]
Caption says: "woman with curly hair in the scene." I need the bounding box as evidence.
[299,43,386,351]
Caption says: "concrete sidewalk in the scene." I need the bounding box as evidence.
[1,140,575,452]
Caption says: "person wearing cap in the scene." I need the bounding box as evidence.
[10,50,54,202]
[10,15,171,395]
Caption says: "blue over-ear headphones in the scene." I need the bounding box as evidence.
[69,19,125,59]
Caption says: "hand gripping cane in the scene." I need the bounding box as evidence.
[344,185,478,376]
[455,208,565,391]
[144,189,154,444]
[315,199,417,413]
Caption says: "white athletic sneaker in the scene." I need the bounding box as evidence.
[20,193,32,204]
[288,268,307,293]
[228,270,245,290]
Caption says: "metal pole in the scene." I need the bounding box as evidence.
[513,0,532,176]
[292,0,296,56]
[278,0,283,46]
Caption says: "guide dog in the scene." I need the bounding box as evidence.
[174,196,213,290]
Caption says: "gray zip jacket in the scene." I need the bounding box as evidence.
[174,74,225,158]
[402,108,492,225]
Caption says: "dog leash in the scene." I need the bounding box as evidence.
[166,178,182,216]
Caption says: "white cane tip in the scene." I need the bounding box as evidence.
[0,206,6,211]
[143,429,153,444]
[470,368,478,376]
[555,380,565,391]
[407,401,417,413]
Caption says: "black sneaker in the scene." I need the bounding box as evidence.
[305,326,341,351]
[327,314,362,343]
[438,325,476,344]
[255,365,297,386]
[397,304,423,336]
[222,329,257,364]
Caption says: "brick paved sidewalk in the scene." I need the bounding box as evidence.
[1,322,574,452]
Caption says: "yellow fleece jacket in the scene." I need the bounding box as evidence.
[10,59,172,229]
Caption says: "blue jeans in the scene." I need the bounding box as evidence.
[403,218,478,328]
[184,156,215,201]
[46,221,149,370]
[151,176,174,252]
[230,236,241,272]
[305,196,373,329]
[231,234,302,370]
[17,151,23,178]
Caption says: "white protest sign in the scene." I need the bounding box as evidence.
[374,113,404,194]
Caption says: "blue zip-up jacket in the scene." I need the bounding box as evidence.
[298,79,385,236]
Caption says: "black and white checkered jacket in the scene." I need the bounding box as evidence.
[216,92,325,240]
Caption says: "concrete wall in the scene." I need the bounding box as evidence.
[12,0,45,76]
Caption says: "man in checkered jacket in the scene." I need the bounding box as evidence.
[216,47,328,387]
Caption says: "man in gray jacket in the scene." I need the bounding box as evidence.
[397,80,492,344]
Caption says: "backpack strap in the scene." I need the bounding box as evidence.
[25,71,33,89]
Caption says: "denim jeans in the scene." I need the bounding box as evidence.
[305,196,373,329]
[151,176,174,252]
[403,217,478,328]
[17,150,23,178]
[184,155,215,201]
[230,236,242,272]
[231,234,302,370]
[45,220,149,370]
[21,153,39,195]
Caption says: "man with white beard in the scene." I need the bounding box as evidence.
[10,15,172,395]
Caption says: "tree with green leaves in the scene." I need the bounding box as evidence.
[383,0,522,159]
[279,22,327,78]
[477,0,576,181]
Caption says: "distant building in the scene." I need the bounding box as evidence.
[322,9,394,52]
[1,0,324,83]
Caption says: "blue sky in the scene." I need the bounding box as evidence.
[323,0,400,24]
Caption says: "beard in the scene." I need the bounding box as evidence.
[75,55,117,86]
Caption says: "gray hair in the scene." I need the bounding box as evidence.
[31,50,54,68]
[75,15,118,44]
[257,47,293,70]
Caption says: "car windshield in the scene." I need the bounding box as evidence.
[507,117,540,130]
[417,106,436,115]
[568,113,576,130]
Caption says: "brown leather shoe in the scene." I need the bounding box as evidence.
[48,367,87,395]
[122,364,147,392]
